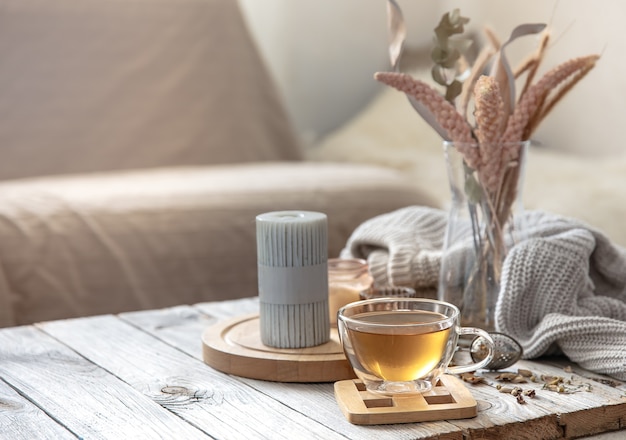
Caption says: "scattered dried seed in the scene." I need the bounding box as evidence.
[516,394,526,404]
[546,377,563,386]
[563,366,573,373]
[496,373,520,381]
[495,372,527,383]
[510,387,522,396]
[460,372,486,384]
[592,377,620,387]
[541,375,564,385]
[518,369,533,377]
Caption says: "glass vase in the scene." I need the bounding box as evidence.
[437,140,529,331]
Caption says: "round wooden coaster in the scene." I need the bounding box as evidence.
[201,314,356,383]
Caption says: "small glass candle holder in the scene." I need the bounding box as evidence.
[360,285,417,300]
[328,258,373,326]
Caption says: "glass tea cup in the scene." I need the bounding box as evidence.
[337,297,494,395]
[359,285,417,300]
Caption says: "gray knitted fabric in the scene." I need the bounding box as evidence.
[341,206,626,380]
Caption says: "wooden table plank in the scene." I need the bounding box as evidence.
[194,297,260,320]
[0,325,207,439]
[444,361,626,439]
[120,304,466,440]
[3,296,623,439]
[192,298,626,440]
[0,379,76,440]
[476,360,626,438]
[194,302,562,439]
[38,314,346,440]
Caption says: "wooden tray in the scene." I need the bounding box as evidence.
[202,314,355,382]
[334,375,477,425]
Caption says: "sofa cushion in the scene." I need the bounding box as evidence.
[0,0,301,180]
[0,162,435,326]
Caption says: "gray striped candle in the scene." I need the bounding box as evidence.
[256,211,330,348]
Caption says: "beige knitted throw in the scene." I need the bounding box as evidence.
[341,206,626,380]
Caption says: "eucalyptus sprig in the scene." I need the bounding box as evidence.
[431,9,473,102]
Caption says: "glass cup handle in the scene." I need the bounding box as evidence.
[446,327,494,375]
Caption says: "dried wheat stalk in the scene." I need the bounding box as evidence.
[514,30,551,98]
[502,54,600,146]
[474,75,506,193]
[374,71,480,168]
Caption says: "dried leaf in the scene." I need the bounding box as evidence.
[431,64,449,85]
[431,47,460,70]
[431,9,472,103]
[445,79,463,101]
[515,29,551,98]
[386,0,406,70]
[464,172,483,204]
[489,23,547,115]
[434,8,469,42]
[447,38,474,57]
[483,26,502,51]
[457,43,496,119]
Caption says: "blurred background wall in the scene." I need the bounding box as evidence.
[239,0,623,155]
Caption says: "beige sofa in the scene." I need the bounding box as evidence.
[0,0,434,327]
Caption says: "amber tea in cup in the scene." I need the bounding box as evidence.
[337,298,494,395]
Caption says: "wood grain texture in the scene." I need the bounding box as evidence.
[196,298,626,440]
[0,379,75,440]
[123,299,626,440]
[194,297,261,320]
[37,313,345,440]
[0,325,206,439]
[3,297,623,439]
[334,375,477,425]
[201,313,355,382]
[122,303,466,440]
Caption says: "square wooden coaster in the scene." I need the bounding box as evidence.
[334,374,477,425]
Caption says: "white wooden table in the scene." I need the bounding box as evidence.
[0,297,624,439]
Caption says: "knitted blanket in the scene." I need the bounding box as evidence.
[341,206,626,380]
